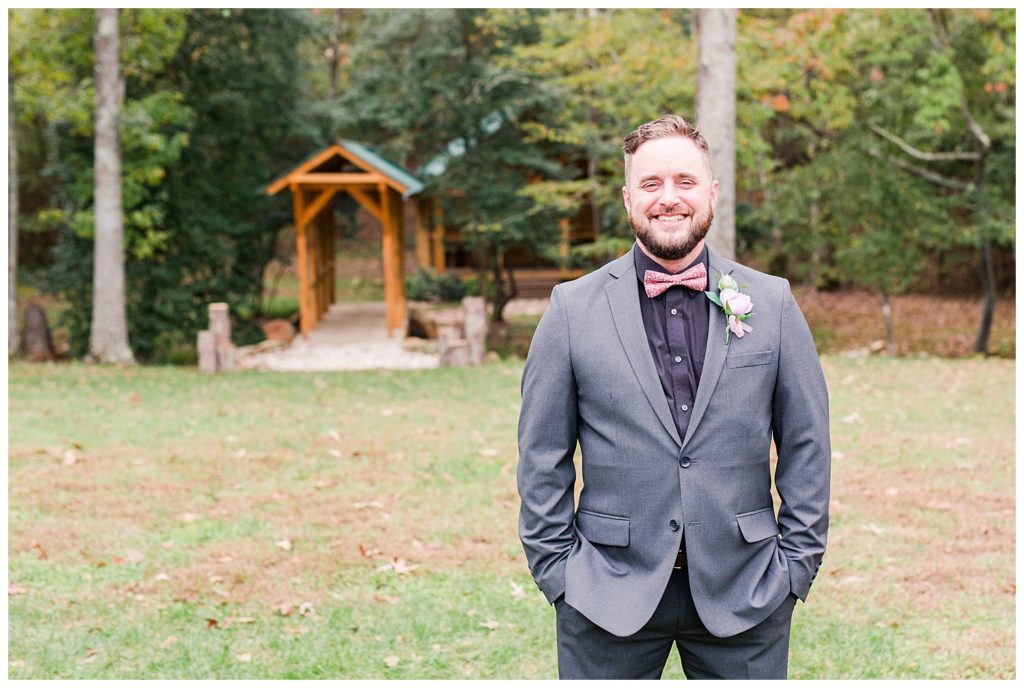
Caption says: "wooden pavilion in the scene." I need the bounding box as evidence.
[266,140,442,337]
[268,139,598,337]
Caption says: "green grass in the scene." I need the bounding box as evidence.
[8,356,1015,678]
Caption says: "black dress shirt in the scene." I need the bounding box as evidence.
[633,243,710,441]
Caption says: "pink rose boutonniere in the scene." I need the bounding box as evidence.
[705,273,754,344]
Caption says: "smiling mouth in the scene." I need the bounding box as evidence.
[652,213,690,224]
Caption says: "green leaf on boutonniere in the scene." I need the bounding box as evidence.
[705,291,723,308]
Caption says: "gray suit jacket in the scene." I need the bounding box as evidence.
[517,245,830,638]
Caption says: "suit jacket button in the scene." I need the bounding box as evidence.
[679,457,691,468]
[669,520,680,531]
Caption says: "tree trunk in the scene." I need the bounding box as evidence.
[974,238,995,355]
[972,154,994,356]
[695,8,737,260]
[880,289,896,357]
[9,76,19,358]
[89,8,134,364]
[586,8,602,242]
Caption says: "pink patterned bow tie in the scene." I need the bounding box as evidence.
[643,264,708,298]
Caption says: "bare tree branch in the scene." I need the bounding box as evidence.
[868,122,980,161]
[865,146,969,190]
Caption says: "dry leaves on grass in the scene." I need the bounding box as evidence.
[275,539,293,551]
[9,583,28,596]
[159,636,177,649]
[384,655,399,668]
[480,620,500,631]
[510,581,527,599]
[376,557,418,575]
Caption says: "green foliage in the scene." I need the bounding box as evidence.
[14,9,326,362]
[404,268,472,303]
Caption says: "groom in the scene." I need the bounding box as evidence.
[517,115,831,679]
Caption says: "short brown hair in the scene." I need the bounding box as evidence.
[623,114,712,179]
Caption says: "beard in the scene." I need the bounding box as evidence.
[629,202,714,262]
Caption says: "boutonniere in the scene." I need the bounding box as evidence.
[705,272,754,344]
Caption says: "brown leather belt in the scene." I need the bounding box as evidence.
[672,548,687,570]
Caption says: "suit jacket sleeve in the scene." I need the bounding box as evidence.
[772,280,831,602]
[517,285,578,604]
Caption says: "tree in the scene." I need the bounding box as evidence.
[89,8,134,363]
[336,9,554,321]
[8,75,18,358]
[696,9,737,259]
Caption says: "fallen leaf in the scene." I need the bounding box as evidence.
[325,429,342,443]
[10,659,26,668]
[31,541,48,560]
[232,617,255,625]
[275,539,293,551]
[181,512,200,523]
[509,581,526,599]
[236,653,252,663]
[327,449,344,459]
[153,573,171,583]
[861,523,886,535]
[841,412,862,424]
[431,644,442,652]
[381,408,393,417]
[277,603,294,616]
[831,451,845,460]
[480,620,500,631]
[314,479,333,489]
[479,448,498,457]
[374,593,401,605]
[161,541,175,550]
[299,602,316,617]
[232,449,248,459]
[124,549,145,565]
[272,492,288,501]
[226,435,239,443]
[391,557,417,575]
[9,583,28,596]
[205,618,219,629]
[62,449,79,466]
[384,655,399,668]
[883,487,898,497]
[213,554,233,563]
[354,500,384,510]
[129,392,142,404]
[209,575,224,583]
[160,636,177,649]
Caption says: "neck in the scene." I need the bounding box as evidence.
[637,238,705,273]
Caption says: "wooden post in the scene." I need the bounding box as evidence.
[380,184,405,336]
[438,325,469,367]
[462,296,487,365]
[197,330,216,373]
[415,197,432,269]
[433,202,446,272]
[208,302,234,371]
[326,208,336,306]
[292,185,312,337]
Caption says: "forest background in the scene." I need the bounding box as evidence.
[8,8,1016,363]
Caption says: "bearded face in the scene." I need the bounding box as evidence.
[628,197,715,262]
[622,136,718,263]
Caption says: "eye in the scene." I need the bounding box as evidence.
[642,183,659,191]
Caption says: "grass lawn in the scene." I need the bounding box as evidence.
[8,356,1014,678]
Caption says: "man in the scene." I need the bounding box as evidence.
[517,115,830,680]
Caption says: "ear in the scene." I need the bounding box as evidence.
[622,185,630,211]
[710,178,719,209]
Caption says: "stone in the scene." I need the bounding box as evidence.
[261,318,296,345]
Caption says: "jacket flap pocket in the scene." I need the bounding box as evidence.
[736,507,780,543]
[726,349,774,369]
[576,509,630,547]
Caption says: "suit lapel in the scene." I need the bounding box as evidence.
[682,250,729,448]
[606,247,682,447]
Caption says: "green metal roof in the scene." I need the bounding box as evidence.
[338,139,424,198]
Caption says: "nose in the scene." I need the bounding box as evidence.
[658,182,680,208]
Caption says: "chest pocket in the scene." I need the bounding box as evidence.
[726,349,774,369]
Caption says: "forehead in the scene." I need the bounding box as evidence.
[628,136,709,181]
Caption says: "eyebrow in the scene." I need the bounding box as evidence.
[637,172,699,183]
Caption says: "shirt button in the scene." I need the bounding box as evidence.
[669,520,680,531]
[674,356,682,363]
[670,308,678,315]
[681,404,689,412]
